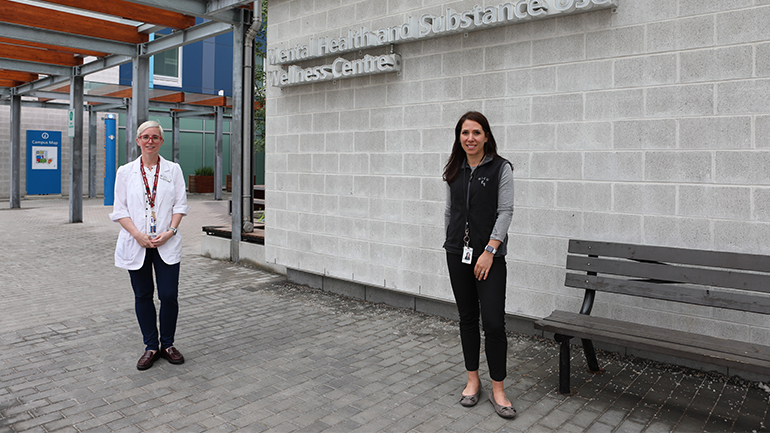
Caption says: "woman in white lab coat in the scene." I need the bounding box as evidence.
[110,120,189,370]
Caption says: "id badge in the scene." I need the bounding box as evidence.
[462,246,473,264]
[149,211,157,238]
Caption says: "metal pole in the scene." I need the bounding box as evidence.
[88,106,97,198]
[10,93,21,209]
[242,36,255,232]
[172,112,180,164]
[69,75,84,223]
[241,1,262,231]
[125,98,134,162]
[131,55,150,160]
[214,106,223,201]
[231,19,245,263]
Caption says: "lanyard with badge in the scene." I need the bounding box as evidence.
[140,159,160,237]
[461,161,477,265]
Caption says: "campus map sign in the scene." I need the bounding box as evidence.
[26,130,62,195]
[267,0,618,87]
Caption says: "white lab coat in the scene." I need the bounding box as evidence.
[109,156,190,270]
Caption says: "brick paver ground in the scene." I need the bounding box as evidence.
[1,195,768,432]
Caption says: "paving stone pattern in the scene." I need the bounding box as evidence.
[1,196,769,432]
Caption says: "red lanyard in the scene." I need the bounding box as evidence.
[140,158,160,209]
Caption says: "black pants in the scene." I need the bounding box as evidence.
[446,251,508,382]
[128,248,180,352]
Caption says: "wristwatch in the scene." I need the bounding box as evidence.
[484,245,497,255]
[170,227,178,236]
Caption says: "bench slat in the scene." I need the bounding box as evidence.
[568,239,770,273]
[565,273,770,314]
[541,310,770,360]
[535,311,770,374]
[567,255,770,294]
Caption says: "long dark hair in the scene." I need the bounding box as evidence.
[442,111,501,183]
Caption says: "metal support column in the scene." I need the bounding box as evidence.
[88,106,97,198]
[172,112,180,164]
[69,75,84,223]
[131,55,150,160]
[10,93,21,209]
[231,19,245,263]
[242,35,255,232]
[125,98,134,162]
[214,106,223,201]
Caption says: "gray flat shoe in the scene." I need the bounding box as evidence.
[489,393,517,419]
[459,388,481,407]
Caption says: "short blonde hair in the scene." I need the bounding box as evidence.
[137,120,164,140]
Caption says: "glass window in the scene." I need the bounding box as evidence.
[153,33,182,87]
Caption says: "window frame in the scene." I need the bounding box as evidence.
[152,33,183,87]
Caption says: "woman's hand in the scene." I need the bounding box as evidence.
[475,240,502,280]
[133,232,156,249]
[149,230,173,248]
[119,217,156,248]
[475,252,494,280]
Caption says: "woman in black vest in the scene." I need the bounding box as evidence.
[443,111,515,419]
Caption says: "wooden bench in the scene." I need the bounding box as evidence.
[534,239,770,395]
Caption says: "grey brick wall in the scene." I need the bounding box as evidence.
[266,0,770,345]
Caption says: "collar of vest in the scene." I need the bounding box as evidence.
[462,154,492,169]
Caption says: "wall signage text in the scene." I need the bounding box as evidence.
[268,0,617,67]
[267,0,617,87]
[268,54,402,87]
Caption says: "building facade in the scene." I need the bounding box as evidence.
[265,0,770,347]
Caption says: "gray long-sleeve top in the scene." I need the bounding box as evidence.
[444,157,514,243]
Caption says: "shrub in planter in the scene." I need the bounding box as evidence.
[189,166,215,193]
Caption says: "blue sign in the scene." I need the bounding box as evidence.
[26,130,62,195]
[104,116,117,206]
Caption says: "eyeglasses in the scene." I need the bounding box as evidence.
[139,135,162,142]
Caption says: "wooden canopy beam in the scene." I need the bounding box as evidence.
[0,0,149,44]
[151,92,185,103]
[0,78,22,87]
[187,95,228,106]
[0,43,83,66]
[0,37,107,58]
[41,0,197,30]
[100,88,134,98]
[0,70,38,82]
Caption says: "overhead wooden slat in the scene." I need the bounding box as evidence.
[150,92,185,103]
[0,78,23,87]
[0,70,38,82]
[0,0,149,44]
[100,88,133,98]
[39,0,197,30]
[0,43,83,66]
[186,95,228,106]
[0,37,107,58]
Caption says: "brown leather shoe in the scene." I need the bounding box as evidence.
[160,346,185,364]
[136,350,160,370]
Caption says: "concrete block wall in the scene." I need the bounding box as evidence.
[0,107,109,201]
[266,0,770,346]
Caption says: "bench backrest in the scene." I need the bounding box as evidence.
[565,239,770,315]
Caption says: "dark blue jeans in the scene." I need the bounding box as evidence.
[446,251,508,382]
[128,248,180,352]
